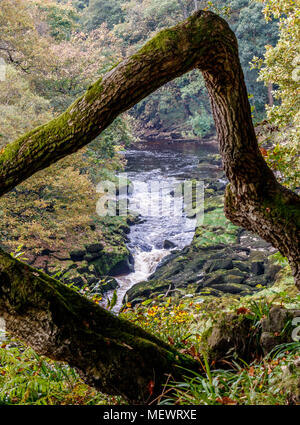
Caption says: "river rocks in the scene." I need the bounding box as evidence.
[125,240,281,305]
[85,243,104,253]
[204,259,233,273]
[163,240,176,249]
[109,253,134,276]
[126,279,171,306]
[251,261,265,275]
[123,174,282,306]
[70,249,86,261]
[260,306,300,355]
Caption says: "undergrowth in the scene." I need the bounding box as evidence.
[0,267,299,405]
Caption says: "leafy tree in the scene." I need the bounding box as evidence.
[111,0,278,134]
[252,0,300,189]
[228,0,278,118]
[0,66,54,148]
[83,0,126,30]
[0,0,133,279]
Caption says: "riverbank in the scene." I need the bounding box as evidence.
[100,139,283,310]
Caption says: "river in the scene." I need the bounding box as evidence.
[106,140,221,312]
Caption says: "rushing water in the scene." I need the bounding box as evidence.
[107,140,219,312]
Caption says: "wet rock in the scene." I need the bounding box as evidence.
[109,253,134,276]
[264,263,281,281]
[246,276,268,287]
[209,283,252,294]
[190,258,206,272]
[163,240,176,249]
[70,249,86,261]
[126,280,172,302]
[85,243,104,253]
[204,259,233,273]
[140,243,153,252]
[196,287,223,297]
[251,261,265,275]
[200,271,224,287]
[155,253,179,271]
[222,274,246,285]
[84,252,102,262]
[233,261,250,273]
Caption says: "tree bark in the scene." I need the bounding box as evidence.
[0,9,299,402]
[268,82,274,107]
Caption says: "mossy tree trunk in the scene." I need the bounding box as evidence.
[0,248,199,403]
[0,9,299,402]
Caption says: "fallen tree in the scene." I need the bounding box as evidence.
[0,10,299,403]
[0,248,200,403]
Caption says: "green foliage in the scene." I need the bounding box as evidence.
[0,65,54,148]
[189,109,214,138]
[83,0,126,30]
[0,338,122,405]
[106,290,118,311]
[231,0,278,117]
[112,0,279,134]
[38,1,79,41]
[252,0,300,190]
[162,350,299,405]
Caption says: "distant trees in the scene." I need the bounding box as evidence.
[0,0,132,268]
[83,0,126,30]
[91,0,278,134]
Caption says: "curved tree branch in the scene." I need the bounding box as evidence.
[1,10,298,284]
[0,8,299,402]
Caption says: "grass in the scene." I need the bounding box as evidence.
[161,345,300,405]
[0,338,124,405]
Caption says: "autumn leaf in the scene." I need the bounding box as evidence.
[216,396,237,405]
[260,147,268,157]
[168,336,175,345]
[236,307,251,315]
[248,366,255,376]
[148,380,155,396]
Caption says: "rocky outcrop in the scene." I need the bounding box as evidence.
[204,306,300,364]
[23,217,137,295]
[260,306,300,355]
[125,178,281,306]
[125,242,281,305]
